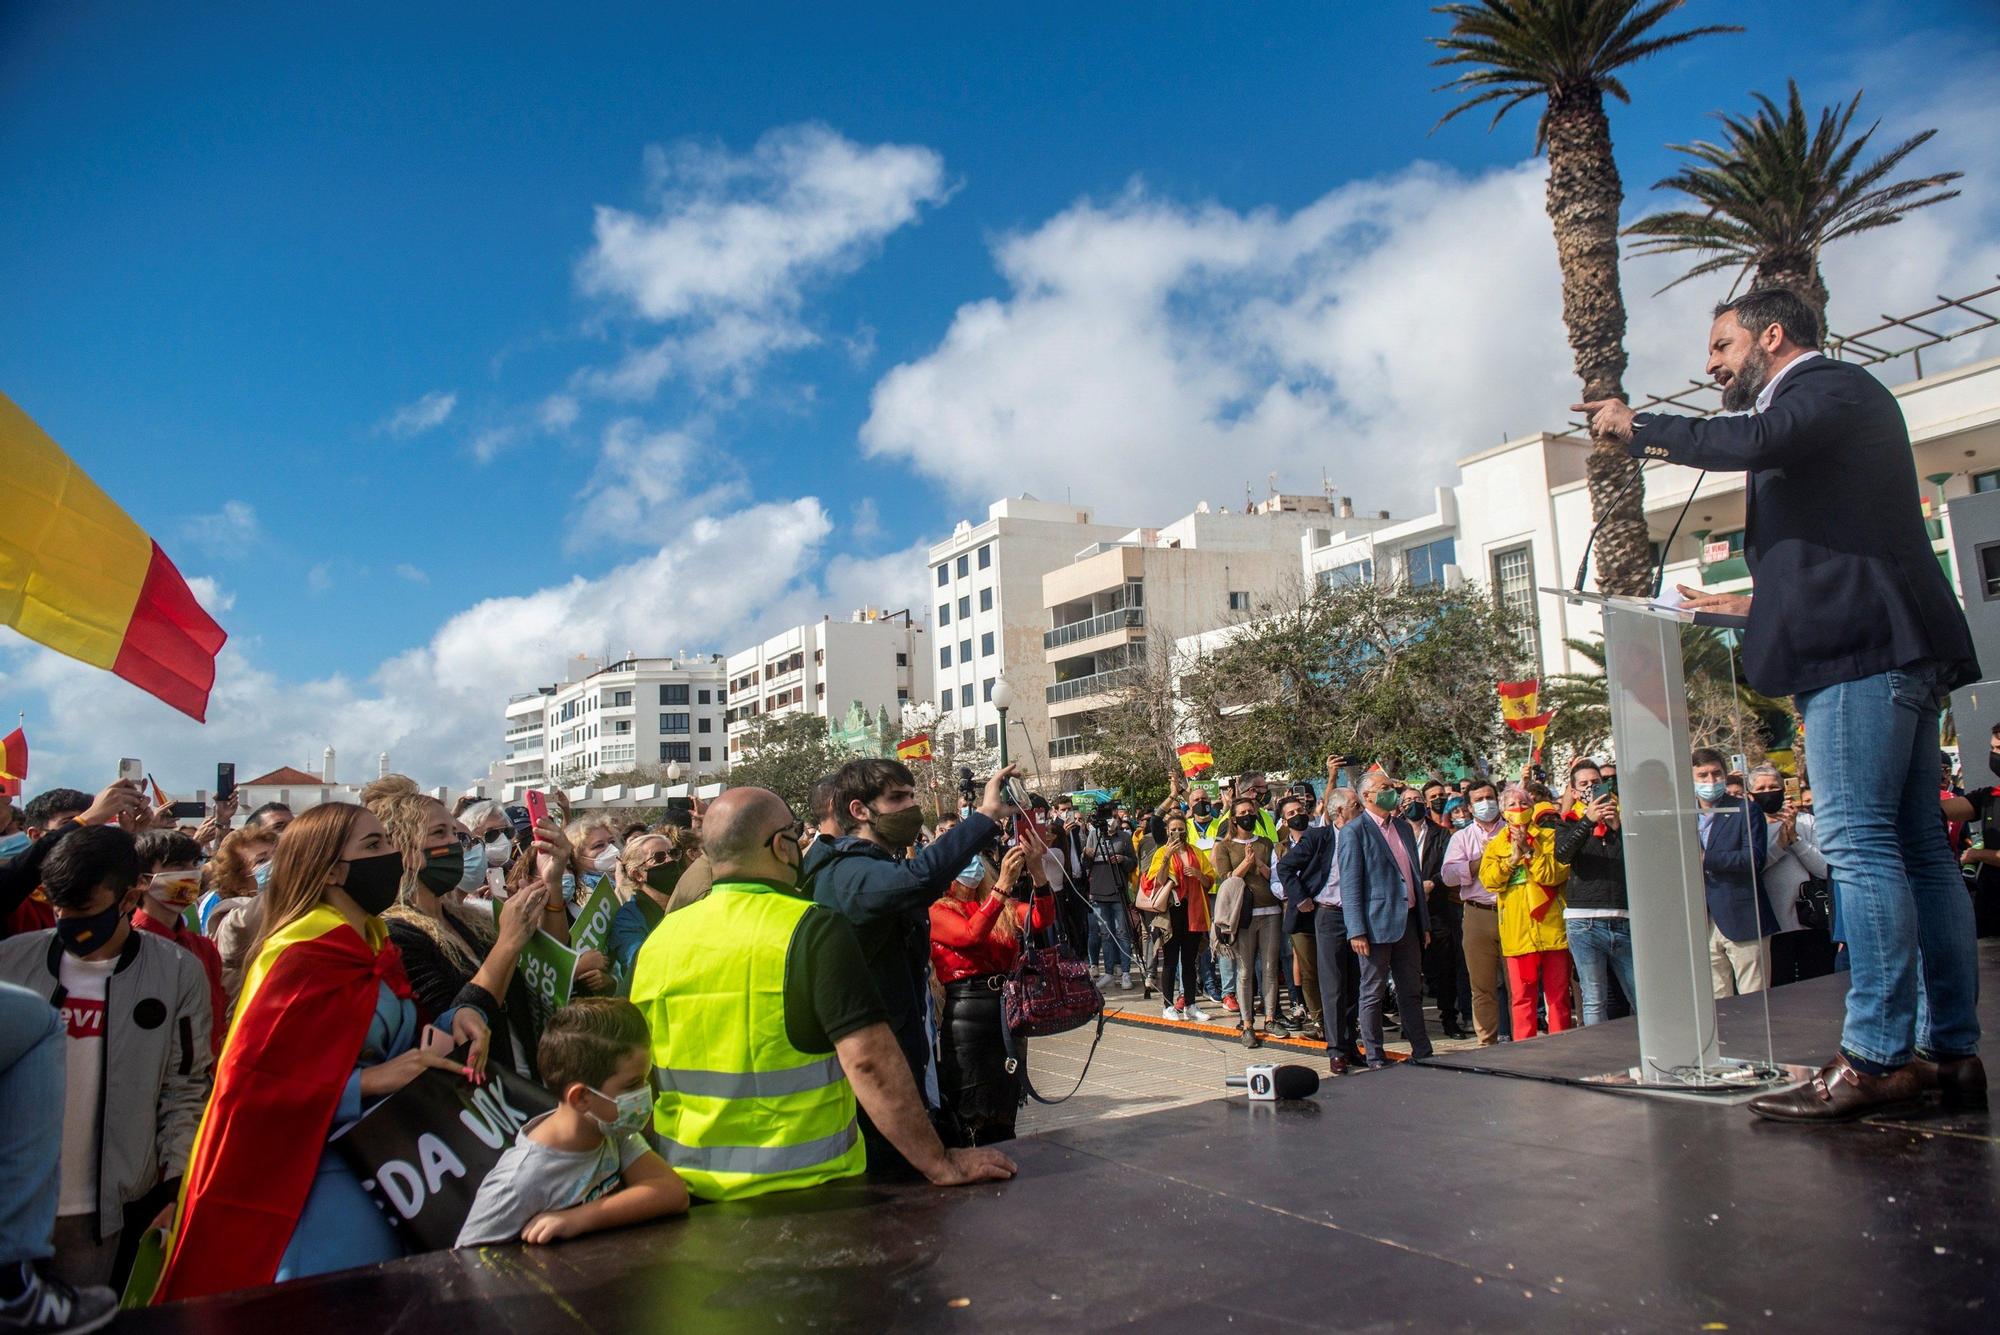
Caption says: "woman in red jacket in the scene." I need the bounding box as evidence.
[930,844,1052,1146]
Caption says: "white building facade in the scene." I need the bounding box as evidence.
[499,654,729,799]
[725,608,931,761]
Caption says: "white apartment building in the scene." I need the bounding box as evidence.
[499,653,728,799]
[927,496,1130,771]
[724,608,932,761]
[1042,496,1333,784]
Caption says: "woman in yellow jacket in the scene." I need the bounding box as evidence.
[1479,786,1575,1041]
[1138,812,1214,1022]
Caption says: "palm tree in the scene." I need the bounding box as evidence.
[1431,1,1739,597]
[1623,81,1963,325]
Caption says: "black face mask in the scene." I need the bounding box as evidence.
[1751,790,1786,815]
[644,861,685,895]
[342,851,405,916]
[1234,814,1257,833]
[1988,750,2000,781]
[56,901,125,958]
[1285,814,1310,833]
[1192,802,1211,817]
[1428,797,1447,813]
[418,845,464,894]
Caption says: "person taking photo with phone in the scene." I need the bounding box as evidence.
[1552,760,1633,1027]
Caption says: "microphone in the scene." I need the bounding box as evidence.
[1225,1063,1321,1100]
[1650,470,1708,598]
[1572,457,1648,593]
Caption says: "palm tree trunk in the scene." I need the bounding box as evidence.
[1752,256,1830,336]
[1546,85,1649,596]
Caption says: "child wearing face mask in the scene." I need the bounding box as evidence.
[455,998,686,1248]
[130,830,227,1056]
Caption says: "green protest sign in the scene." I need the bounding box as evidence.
[518,930,578,1010]
[569,876,620,959]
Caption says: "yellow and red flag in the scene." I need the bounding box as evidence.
[0,393,227,721]
[1177,742,1215,777]
[0,727,25,799]
[895,733,932,762]
[1497,678,1554,758]
[156,905,412,1302]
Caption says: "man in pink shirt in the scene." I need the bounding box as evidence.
[1341,773,1433,1068]
[1441,779,1507,1045]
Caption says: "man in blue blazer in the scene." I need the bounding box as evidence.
[1278,789,1364,1073]
[1340,773,1433,1067]
[1580,286,1983,1121]
[1693,748,1773,995]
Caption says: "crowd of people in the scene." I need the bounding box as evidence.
[0,710,1990,1332]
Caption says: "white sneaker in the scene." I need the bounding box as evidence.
[1162,1004,1181,1021]
[1119,973,1133,990]
[1185,1006,1210,1022]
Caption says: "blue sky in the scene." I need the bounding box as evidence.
[4,1,1998,793]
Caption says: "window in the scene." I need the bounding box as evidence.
[897,688,908,701]
[1976,470,2000,494]
[895,652,907,667]
[940,645,952,669]
[1979,543,2000,600]
[697,718,711,733]
[961,684,974,707]
[660,713,691,734]
[985,724,999,746]
[956,554,969,578]
[940,690,952,713]
[660,742,691,763]
[981,631,994,657]
[611,689,632,707]
[698,747,712,763]
[1491,545,1539,661]
[937,564,949,586]
[979,587,992,612]
[982,677,995,702]
[660,684,689,706]
[978,544,991,569]
[1316,559,1373,593]
[697,689,711,704]
[1403,536,1458,588]
[938,602,950,627]
[1228,591,1251,610]
[957,596,970,619]
[959,638,972,663]
[613,720,631,735]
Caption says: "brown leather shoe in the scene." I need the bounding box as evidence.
[1914,1054,1989,1110]
[1749,1054,1926,1123]
[1327,1053,1349,1077]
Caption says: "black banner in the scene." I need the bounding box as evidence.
[332,1057,557,1252]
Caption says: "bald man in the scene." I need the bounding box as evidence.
[630,787,1015,1201]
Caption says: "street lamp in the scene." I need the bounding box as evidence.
[990,679,1015,769]
[666,760,683,788]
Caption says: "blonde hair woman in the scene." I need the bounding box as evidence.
[205,824,280,1002]
[607,826,701,979]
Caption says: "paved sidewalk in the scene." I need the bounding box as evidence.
[1019,975,1490,1135]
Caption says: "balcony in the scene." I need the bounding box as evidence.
[1046,665,1137,705]
[1044,606,1144,650]
[1048,735,1093,759]
[504,724,543,741]
[600,702,635,718]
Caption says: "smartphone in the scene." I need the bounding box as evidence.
[1783,777,1801,803]
[118,757,144,785]
[1590,777,1616,802]
[1003,776,1032,812]
[215,763,237,802]
[168,801,206,819]
[522,789,549,830]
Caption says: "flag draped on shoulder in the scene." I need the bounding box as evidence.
[155,905,411,1303]
[0,393,227,721]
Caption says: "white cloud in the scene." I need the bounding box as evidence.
[181,500,260,557]
[569,418,749,548]
[468,426,519,465]
[307,562,333,595]
[574,124,951,395]
[538,393,580,432]
[394,564,428,584]
[864,69,2000,526]
[0,499,875,795]
[381,390,458,437]
[849,496,882,545]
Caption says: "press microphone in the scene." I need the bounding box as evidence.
[1572,456,1648,593]
[1225,1063,1321,1100]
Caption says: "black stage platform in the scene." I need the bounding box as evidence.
[126,947,1999,1333]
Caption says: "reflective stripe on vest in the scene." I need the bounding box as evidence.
[654,1054,845,1100]
[657,1121,859,1176]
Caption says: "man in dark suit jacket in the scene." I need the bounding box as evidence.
[1277,793,1361,1073]
[1339,774,1433,1068]
[1693,748,1773,995]
[1579,287,1983,1122]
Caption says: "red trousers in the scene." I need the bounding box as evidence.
[1505,949,1574,1041]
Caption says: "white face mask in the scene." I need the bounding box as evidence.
[586,1083,652,1136]
[592,845,621,875]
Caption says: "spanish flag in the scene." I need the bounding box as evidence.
[1497,678,1554,759]
[155,904,412,1303]
[0,393,227,721]
[1176,742,1215,777]
[0,727,24,800]
[895,733,932,762]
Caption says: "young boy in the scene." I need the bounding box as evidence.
[0,823,212,1288]
[455,997,686,1247]
[130,830,227,1054]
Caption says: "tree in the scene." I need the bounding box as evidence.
[1073,622,1195,810]
[1623,81,1962,324]
[1177,579,1525,778]
[1431,0,1739,597]
[722,714,857,817]
[898,700,1000,823]
[1542,625,1792,769]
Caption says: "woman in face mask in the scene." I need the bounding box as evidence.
[370,791,560,1080]
[205,826,280,1002]
[156,802,490,1301]
[1477,785,1574,1042]
[564,817,623,903]
[608,828,701,982]
[456,800,515,900]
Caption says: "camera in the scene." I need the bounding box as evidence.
[957,766,977,805]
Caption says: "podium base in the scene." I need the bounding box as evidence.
[1579,1058,1816,1105]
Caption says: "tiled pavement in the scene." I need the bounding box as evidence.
[1018,975,1490,1135]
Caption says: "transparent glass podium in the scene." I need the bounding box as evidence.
[1543,590,1808,1098]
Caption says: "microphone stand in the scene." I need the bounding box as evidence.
[1572,456,1649,593]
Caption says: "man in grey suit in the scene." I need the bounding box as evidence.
[1340,772,1433,1068]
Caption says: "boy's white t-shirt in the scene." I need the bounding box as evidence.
[58,954,118,1217]
[454,1111,649,1247]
